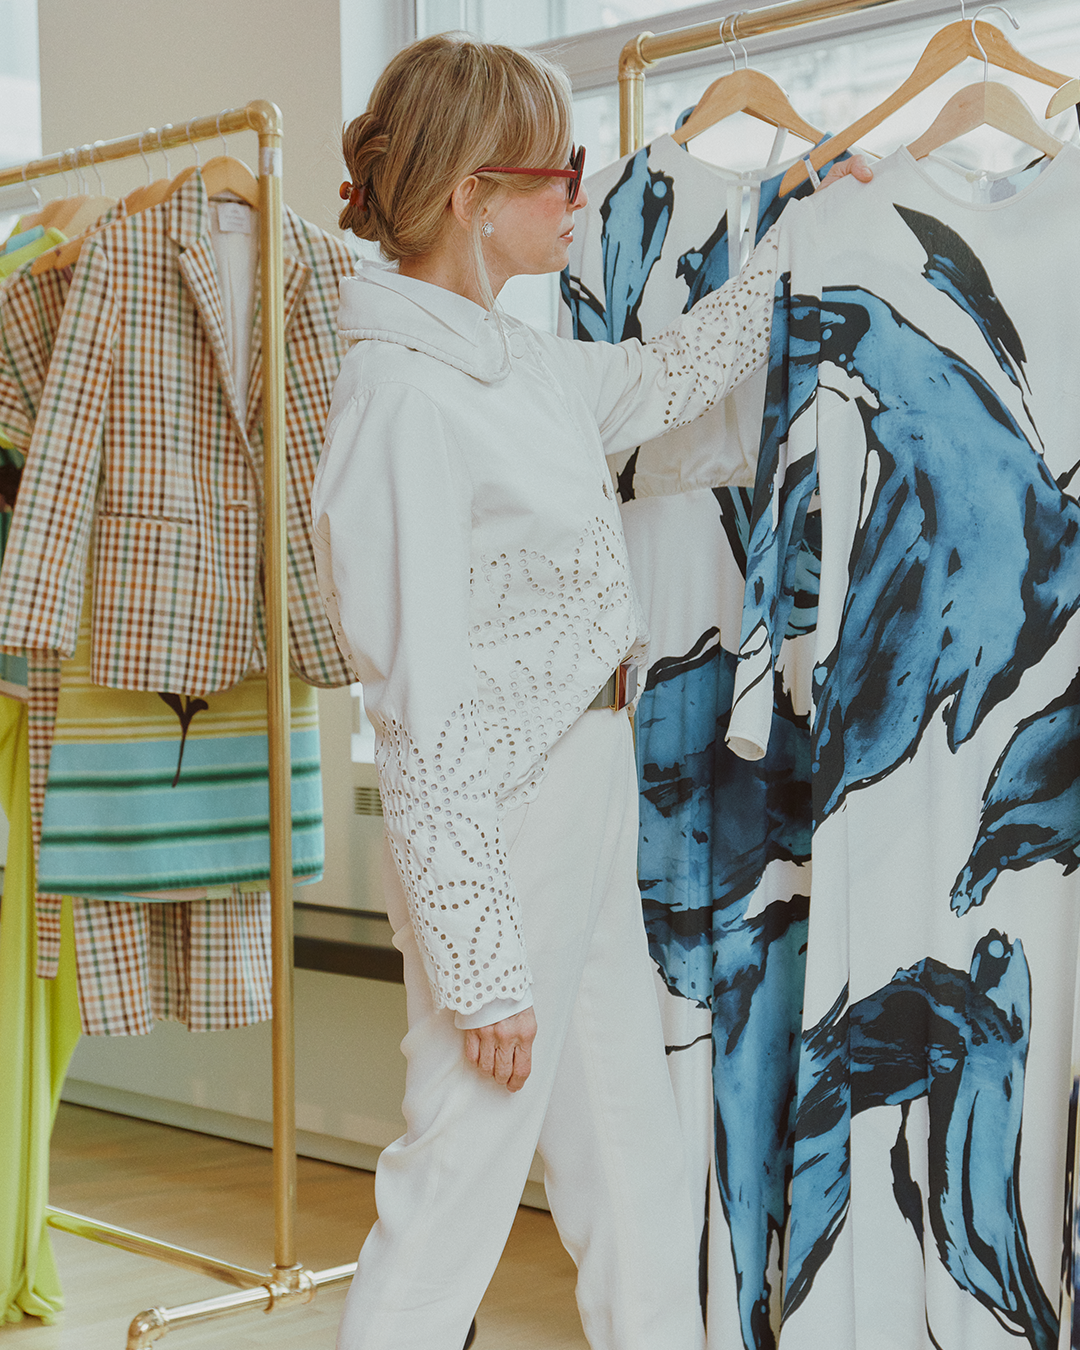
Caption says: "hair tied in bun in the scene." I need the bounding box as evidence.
[339,181,368,209]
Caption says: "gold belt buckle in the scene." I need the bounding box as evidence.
[589,661,638,712]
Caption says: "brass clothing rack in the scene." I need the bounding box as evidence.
[0,102,355,1347]
[619,0,914,152]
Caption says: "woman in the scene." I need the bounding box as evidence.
[313,32,869,1350]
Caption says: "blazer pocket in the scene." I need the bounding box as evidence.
[90,513,256,692]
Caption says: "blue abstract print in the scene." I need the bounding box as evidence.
[953,670,1080,913]
[560,148,673,343]
[562,136,821,1350]
[787,933,1055,1350]
[637,634,811,1349]
[732,155,1080,1349]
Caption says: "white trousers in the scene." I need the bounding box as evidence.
[336,709,705,1350]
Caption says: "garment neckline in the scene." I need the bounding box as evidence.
[896,140,1077,211]
[646,131,832,186]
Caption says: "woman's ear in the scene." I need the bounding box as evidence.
[449,175,481,232]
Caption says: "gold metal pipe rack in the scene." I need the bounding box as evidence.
[619,0,909,153]
[2,99,359,1345]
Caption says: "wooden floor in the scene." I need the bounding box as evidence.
[4,1103,588,1350]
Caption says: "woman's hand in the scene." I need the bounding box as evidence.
[464,1007,537,1093]
[818,154,874,190]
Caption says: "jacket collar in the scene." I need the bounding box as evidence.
[338,261,511,384]
[167,171,312,448]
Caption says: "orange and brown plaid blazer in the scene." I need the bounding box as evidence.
[0,172,355,694]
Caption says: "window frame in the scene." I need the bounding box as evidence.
[523,0,965,93]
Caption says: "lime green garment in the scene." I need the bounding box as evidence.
[0,226,65,281]
[0,697,80,1324]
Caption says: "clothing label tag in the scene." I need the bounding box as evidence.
[217,201,254,234]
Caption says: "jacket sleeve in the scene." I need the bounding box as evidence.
[549,224,781,493]
[0,242,118,655]
[311,377,531,1017]
[0,267,72,451]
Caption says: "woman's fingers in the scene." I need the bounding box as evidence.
[506,1037,532,1093]
[464,1007,537,1093]
[818,154,874,190]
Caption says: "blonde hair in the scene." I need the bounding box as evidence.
[339,32,573,309]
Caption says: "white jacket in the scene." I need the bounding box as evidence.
[312,240,778,1019]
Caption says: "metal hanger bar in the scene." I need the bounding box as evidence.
[0,100,281,189]
[0,97,335,1345]
[619,0,911,151]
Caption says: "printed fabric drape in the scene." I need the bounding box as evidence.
[729,145,1080,1350]
[561,127,840,1350]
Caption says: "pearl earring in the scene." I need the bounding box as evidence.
[481,222,494,238]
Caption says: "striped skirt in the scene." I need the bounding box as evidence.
[37,602,323,899]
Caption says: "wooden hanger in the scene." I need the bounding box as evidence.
[31,181,166,276]
[907,80,1063,159]
[161,164,199,200]
[58,194,116,237]
[32,156,260,276]
[200,156,259,208]
[673,68,822,146]
[1046,77,1080,118]
[20,194,89,233]
[778,17,1070,194]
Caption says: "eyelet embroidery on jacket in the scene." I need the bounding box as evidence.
[376,516,643,1014]
[655,229,778,429]
[473,515,641,798]
[377,703,530,1013]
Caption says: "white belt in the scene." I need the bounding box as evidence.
[587,661,638,712]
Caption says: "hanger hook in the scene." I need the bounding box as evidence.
[157,125,173,177]
[87,141,107,194]
[970,4,1019,82]
[217,110,228,158]
[185,117,202,170]
[731,11,750,69]
[138,129,155,186]
[72,148,86,193]
[718,15,737,74]
[21,161,42,210]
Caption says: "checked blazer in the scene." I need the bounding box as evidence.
[0,173,356,694]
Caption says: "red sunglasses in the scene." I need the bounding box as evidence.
[475,144,586,204]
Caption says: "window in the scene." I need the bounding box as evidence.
[572,0,1080,177]
[416,0,718,45]
[0,0,41,237]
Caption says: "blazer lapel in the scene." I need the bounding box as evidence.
[244,234,311,442]
[171,175,254,455]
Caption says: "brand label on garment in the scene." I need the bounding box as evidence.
[217,201,254,234]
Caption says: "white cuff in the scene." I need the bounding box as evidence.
[454,991,534,1031]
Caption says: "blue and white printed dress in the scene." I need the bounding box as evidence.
[561,129,838,1350]
[729,145,1080,1350]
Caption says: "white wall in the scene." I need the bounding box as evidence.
[38,0,424,1178]
[37,0,348,231]
[66,969,409,1170]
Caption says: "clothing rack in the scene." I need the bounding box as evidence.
[619,0,918,152]
[0,102,355,1347]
